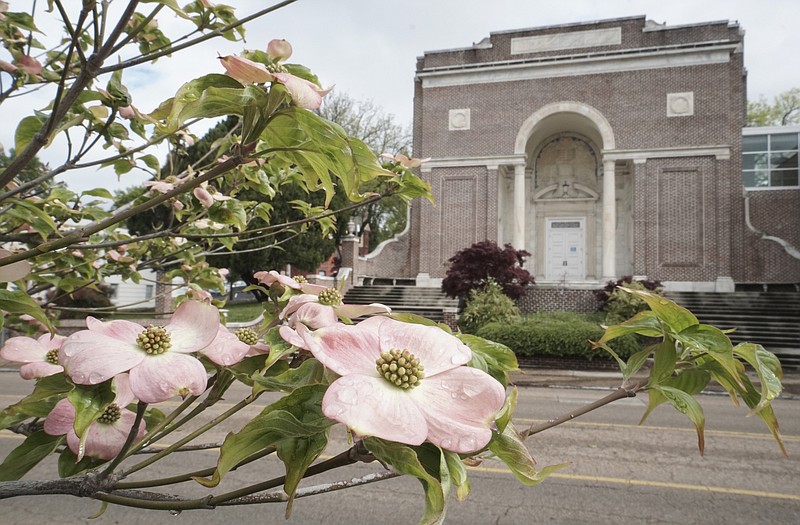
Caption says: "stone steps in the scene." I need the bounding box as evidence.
[344,285,457,322]
[666,291,800,369]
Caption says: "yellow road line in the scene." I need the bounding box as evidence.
[469,465,800,501]
[513,417,800,442]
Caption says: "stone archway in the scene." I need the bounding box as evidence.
[508,102,620,282]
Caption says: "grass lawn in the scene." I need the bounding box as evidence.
[100,301,265,324]
[223,302,265,323]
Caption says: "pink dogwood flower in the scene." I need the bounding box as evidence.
[60,301,220,403]
[0,333,66,379]
[254,270,328,295]
[279,291,390,335]
[294,316,506,453]
[218,54,332,110]
[44,374,146,461]
[200,325,268,366]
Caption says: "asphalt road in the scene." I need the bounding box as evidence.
[1,373,798,524]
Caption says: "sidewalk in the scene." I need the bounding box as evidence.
[509,367,800,399]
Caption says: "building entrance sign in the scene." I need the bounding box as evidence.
[545,218,585,281]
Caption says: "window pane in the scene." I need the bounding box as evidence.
[771,151,798,170]
[743,135,768,152]
[743,170,769,187]
[770,133,799,151]
[743,153,768,170]
[771,170,799,187]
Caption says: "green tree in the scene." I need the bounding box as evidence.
[318,92,411,251]
[747,88,800,126]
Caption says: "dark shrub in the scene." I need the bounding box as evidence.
[442,240,532,300]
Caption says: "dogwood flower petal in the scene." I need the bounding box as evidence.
[219,54,272,84]
[129,352,207,403]
[43,398,75,436]
[271,71,332,110]
[200,325,251,366]
[371,316,472,376]
[66,410,143,460]
[60,331,144,384]
[414,366,506,453]
[166,300,220,353]
[322,374,427,446]
[298,321,381,376]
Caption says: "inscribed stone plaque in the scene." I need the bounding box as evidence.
[511,27,621,54]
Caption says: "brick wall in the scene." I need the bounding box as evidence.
[516,287,599,313]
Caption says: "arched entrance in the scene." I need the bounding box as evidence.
[507,102,629,283]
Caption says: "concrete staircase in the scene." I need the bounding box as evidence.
[666,292,800,369]
[343,285,458,323]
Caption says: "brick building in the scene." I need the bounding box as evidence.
[341,15,800,294]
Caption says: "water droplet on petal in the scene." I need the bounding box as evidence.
[470,367,484,376]
[325,403,346,417]
[336,386,358,405]
[88,371,105,384]
[71,371,86,383]
[450,392,458,399]
[450,354,463,365]
[440,438,453,449]
[459,436,478,452]
[440,381,451,390]
[459,393,468,400]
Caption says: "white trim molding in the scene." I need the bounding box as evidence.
[419,155,527,173]
[602,145,732,162]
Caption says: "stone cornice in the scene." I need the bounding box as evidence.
[602,145,732,162]
[419,155,526,172]
[417,42,739,88]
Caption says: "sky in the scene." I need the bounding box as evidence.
[1,0,798,192]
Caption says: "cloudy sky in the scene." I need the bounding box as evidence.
[2,0,798,192]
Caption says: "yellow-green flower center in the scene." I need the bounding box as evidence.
[376,349,425,389]
[136,325,171,355]
[97,403,121,425]
[236,327,259,346]
[266,62,288,74]
[45,349,59,365]
[318,288,342,306]
[293,275,308,284]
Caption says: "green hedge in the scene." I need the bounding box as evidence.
[475,311,641,361]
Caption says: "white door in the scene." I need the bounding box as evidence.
[545,218,585,281]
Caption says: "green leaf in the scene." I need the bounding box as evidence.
[389,312,438,326]
[250,358,324,393]
[67,383,115,460]
[81,188,115,199]
[621,287,698,334]
[732,343,783,413]
[622,346,652,381]
[208,199,247,231]
[196,385,332,488]
[488,422,568,485]
[444,450,470,501]
[58,449,105,478]
[14,115,47,153]
[676,324,743,388]
[459,333,518,386]
[277,432,329,518]
[3,11,41,32]
[0,431,63,481]
[654,385,706,454]
[0,289,54,332]
[0,373,73,430]
[648,341,677,385]
[598,310,663,344]
[639,367,709,425]
[364,438,449,525]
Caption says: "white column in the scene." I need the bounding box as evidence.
[513,164,526,252]
[602,159,616,281]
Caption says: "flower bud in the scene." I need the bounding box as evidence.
[267,39,292,61]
